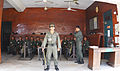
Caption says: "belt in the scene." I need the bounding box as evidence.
[48,44,55,46]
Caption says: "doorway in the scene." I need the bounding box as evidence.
[103,10,113,47]
[1,21,12,53]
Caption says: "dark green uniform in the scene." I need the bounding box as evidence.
[36,40,42,47]
[36,39,42,57]
[24,39,32,57]
[30,39,35,54]
[61,39,68,55]
[33,39,37,54]
[42,32,61,66]
[83,40,89,57]
[74,30,83,62]
[17,39,24,54]
[67,39,75,56]
[8,39,17,55]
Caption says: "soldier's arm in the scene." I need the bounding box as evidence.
[74,32,79,37]
[41,34,47,48]
[80,32,83,41]
[57,34,61,49]
[86,41,89,48]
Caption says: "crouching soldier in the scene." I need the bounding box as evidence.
[7,36,17,55]
[36,37,42,56]
[33,38,37,55]
[82,37,89,57]
[29,36,35,56]
[23,36,32,57]
[61,37,68,55]
[67,37,75,57]
[17,36,24,56]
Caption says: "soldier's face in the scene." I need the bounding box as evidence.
[12,37,14,40]
[65,37,67,40]
[37,38,39,40]
[50,27,55,30]
[26,37,28,39]
[31,37,33,40]
[84,37,87,41]
[75,28,80,32]
[19,37,22,40]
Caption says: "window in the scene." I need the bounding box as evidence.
[89,16,98,30]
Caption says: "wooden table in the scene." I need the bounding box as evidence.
[88,47,120,70]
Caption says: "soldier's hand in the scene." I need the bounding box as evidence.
[57,48,60,51]
[74,38,76,40]
[42,48,45,52]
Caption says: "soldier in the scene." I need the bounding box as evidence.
[42,23,61,71]
[36,37,42,47]
[68,37,75,56]
[74,26,84,64]
[30,36,35,55]
[24,36,31,57]
[33,38,37,55]
[7,36,17,55]
[61,37,68,55]
[82,37,89,57]
[36,37,42,56]
[17,36,24,55]
[64,38,71,59]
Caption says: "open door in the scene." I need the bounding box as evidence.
[103,10,113,47]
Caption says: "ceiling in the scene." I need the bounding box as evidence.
[3,0,95,10]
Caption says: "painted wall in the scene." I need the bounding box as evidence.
[2,8,86,35]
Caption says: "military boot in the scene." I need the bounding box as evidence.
[78,59,84,64]
[55,65,59,71]
[44,65,50,71]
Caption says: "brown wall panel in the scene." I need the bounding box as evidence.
[2,8,86,35]
[86,1,118,46]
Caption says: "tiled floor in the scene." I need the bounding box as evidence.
[0,53,120,71]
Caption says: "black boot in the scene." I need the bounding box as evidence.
[78,59,84,64]
[81,59,84,64]
[21,53,24,57]
[55,65,59,71]
[74,60,79,63]
[44,65,50,71]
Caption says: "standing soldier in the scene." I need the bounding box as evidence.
[7,36,17,55]
[42,23,61,71]
[74,26,84,64]
[17,36,24,55]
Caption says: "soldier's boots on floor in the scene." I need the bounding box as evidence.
[75,59,84,64]
[21,53,24,57]
[44,65,59,71]
[44,65,50,71]
[55,65,59,71]
[78,59,84,64]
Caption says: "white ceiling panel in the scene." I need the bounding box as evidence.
[3,0,95,10]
